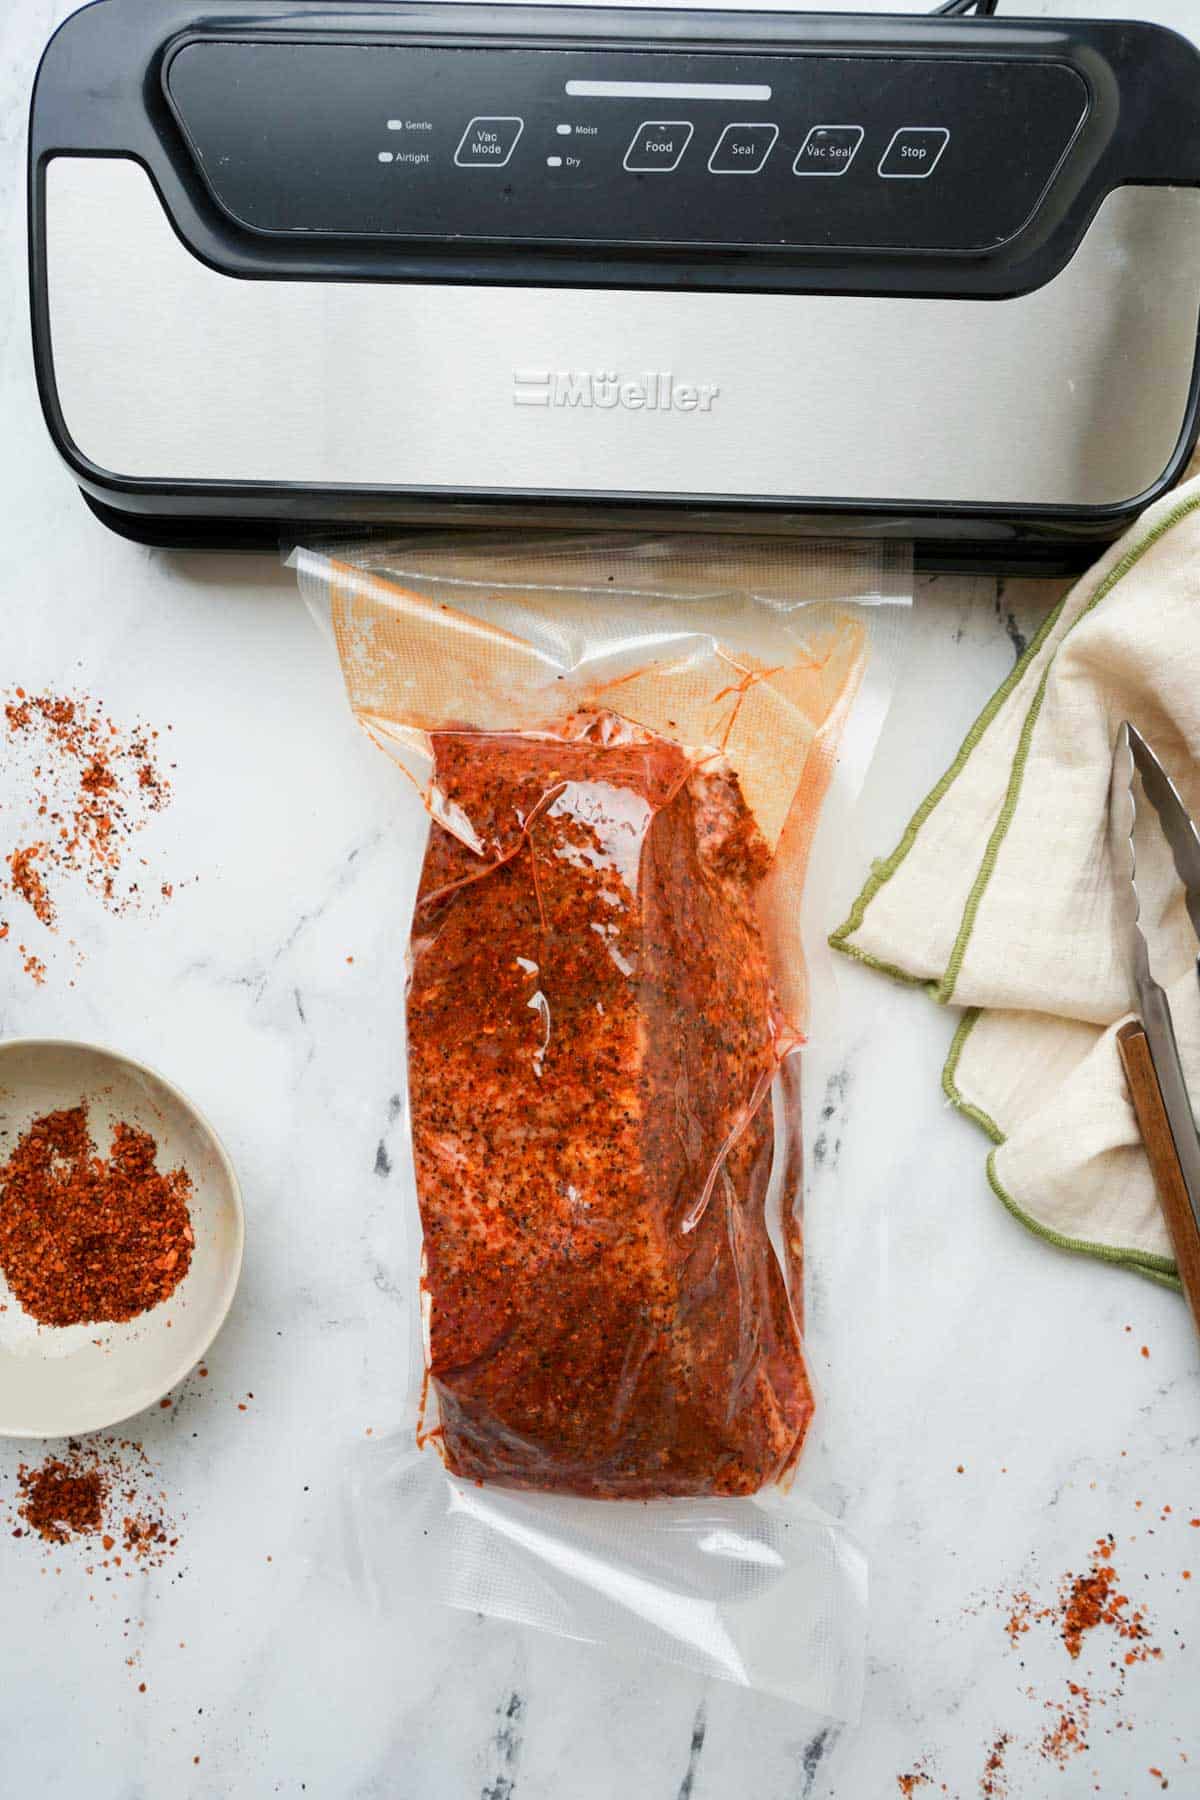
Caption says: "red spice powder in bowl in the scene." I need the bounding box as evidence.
[0,1105,196,1327]
[0,1040,243,1438]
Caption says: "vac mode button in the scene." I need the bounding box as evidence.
[878,127,950,179]
[454,117,524,168]
[793,125,863,177]
[624,121,694,172]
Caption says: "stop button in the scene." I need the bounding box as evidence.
[877,127,950,179]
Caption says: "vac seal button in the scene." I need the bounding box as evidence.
[454,117,524,168]
[792,125,864,177]
[624,121,694,172]
[877,127,950,179]
[708,123,779,175]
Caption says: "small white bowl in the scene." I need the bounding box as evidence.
[0,1039,243,1438]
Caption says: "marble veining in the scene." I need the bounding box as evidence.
[1,1,1198,1795]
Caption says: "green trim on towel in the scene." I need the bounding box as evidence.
[937,486,1200,1003]
[942,1013,1181,1291]
[935,661,1057,1005]
[827,586,1068,984]
[984,1154,1182,1293]
[832,487,1200,1288]
[831,485,1200,989]
[940,1009,1004,1144]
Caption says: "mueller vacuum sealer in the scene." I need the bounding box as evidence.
[27,1,1200,569]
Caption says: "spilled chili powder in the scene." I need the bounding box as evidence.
[0,687,176,982]
[1062,1537,1155,1664]
[979,1732,1011,1797]
[20,948,46,986]
[0,1104,193,1327]
[9,1439,179,1569]
[9,844,54,927]
[1005,1537,1156,1667]
[16,1455,104,1541]
[1039,1681,1094,1769]
[1061,1552,1120,1658]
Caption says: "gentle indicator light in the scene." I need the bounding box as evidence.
[565,80,772,100]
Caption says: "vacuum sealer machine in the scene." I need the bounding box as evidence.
[27,1,1200,569]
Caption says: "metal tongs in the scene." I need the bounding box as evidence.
[1108,722,1200,1327]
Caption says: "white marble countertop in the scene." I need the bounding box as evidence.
[2,2,1198,1795]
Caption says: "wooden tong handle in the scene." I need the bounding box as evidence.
[1117,1020,1200,1334]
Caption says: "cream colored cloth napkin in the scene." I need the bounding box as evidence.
[832,472,1200,1288]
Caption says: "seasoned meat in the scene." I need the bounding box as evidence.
[407,714,813,1497]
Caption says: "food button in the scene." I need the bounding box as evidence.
[708,123,779,174]
[877,127,950,179]
[454,117,524,169]
[623,120,694,172]
[793,125,864,177]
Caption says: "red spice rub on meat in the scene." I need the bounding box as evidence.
[407,713,813,1497]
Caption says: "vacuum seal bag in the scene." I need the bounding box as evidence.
[292,534,909,1716]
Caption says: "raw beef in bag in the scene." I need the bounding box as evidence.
[293,534,908,1713]
[411,715,809,1497]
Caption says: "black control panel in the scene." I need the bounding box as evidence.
[166,42,1089,253]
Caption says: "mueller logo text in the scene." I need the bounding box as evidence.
[512,370,720,413]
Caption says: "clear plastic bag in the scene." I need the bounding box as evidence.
[292,533,909,1717]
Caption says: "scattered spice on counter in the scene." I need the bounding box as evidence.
[123,1515,172,1560]
[1004,1538,1156,1667]
[979,1732,1011,1796]
[1005,1590,1035,1645]
[8,1439,179,1571]
[20,947,46,985]
[16,1454,105,1541]
[897,1772,932,1795]
[1142,1345,1151,1359]
[0,688,177,982]
[1059,1538,1150,1660]
[9,845,55,927]
[0,1104,193,1327]
[1039,1682,1095,1769]
[911,1513,1186,1790]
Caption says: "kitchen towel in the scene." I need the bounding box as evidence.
[831,469,1200,1288]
